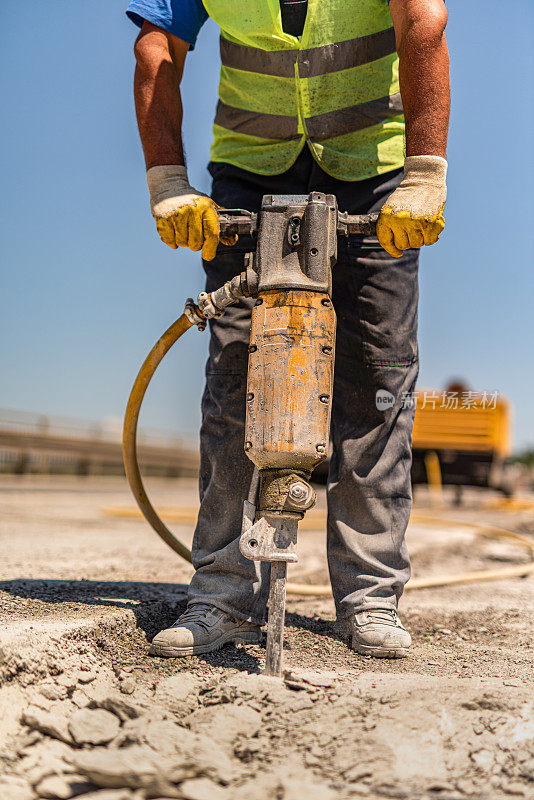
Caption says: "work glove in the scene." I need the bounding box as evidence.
[146,165,237,261]
[376,155,447,258]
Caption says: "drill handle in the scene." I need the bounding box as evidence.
[217,207,379,238]
[337,210,379,236]
[217,208,258,237]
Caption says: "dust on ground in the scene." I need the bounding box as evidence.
[0,475,533,800]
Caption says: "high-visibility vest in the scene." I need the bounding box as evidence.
[202,0,405,181]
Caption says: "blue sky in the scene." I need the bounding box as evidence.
[1,1,533,450]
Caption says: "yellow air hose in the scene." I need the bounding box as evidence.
[123,311,534,596]
[123,312,195,564]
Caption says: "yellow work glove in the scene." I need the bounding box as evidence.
[376,155,447,258]
[146,165,236,261]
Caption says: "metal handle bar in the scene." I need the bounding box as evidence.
[217,208,378,237]
[217,209,258,236]
[337,211,379,236]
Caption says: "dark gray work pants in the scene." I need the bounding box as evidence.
[188,147,419,625]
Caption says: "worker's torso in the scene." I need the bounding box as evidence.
[204,0,405,181]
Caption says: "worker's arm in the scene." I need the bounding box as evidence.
[134,21,188,169]
[133,21,230,259]
[377,0,450,257]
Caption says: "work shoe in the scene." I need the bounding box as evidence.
[337,609,411,658]
[149,603,262,657]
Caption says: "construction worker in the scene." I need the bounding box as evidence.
[127,0,450,658]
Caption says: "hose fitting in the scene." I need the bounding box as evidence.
[184,299,206,330]
[197,268,258,320]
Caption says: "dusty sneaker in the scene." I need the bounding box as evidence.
[338,609,411,658]
[149,603,262,657]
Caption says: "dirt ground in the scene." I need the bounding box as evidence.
[0,475,533,800]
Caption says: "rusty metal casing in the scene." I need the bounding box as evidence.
[255,193,338,295]
[245,289,336,472]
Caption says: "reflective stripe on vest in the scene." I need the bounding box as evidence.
[215,92,403,141]
[214,101,300,140]
[203,0,405,181]
[219,28,397,80]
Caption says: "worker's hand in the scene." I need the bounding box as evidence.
[146,165,237,261]
[376,155,447,258]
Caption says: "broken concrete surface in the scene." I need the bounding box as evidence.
[68,708,120,745]
[0,476,533,799]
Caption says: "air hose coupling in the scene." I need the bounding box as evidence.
[197,266,259,321]
[184,298,207,331]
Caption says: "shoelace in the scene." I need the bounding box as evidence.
[363,609,400,627]
[171,603,219,631]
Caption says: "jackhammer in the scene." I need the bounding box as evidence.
[123,192,378,676]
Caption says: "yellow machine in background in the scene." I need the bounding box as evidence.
[411,386,514,498]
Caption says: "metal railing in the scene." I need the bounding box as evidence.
[0,408,198,477]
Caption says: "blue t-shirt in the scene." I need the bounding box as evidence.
[126,1,392,50]
[126,0,208,50]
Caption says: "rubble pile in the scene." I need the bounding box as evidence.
[1,649,533,800]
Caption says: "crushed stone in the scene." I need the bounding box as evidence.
[1,478,534,800]
[68,708,121,745]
